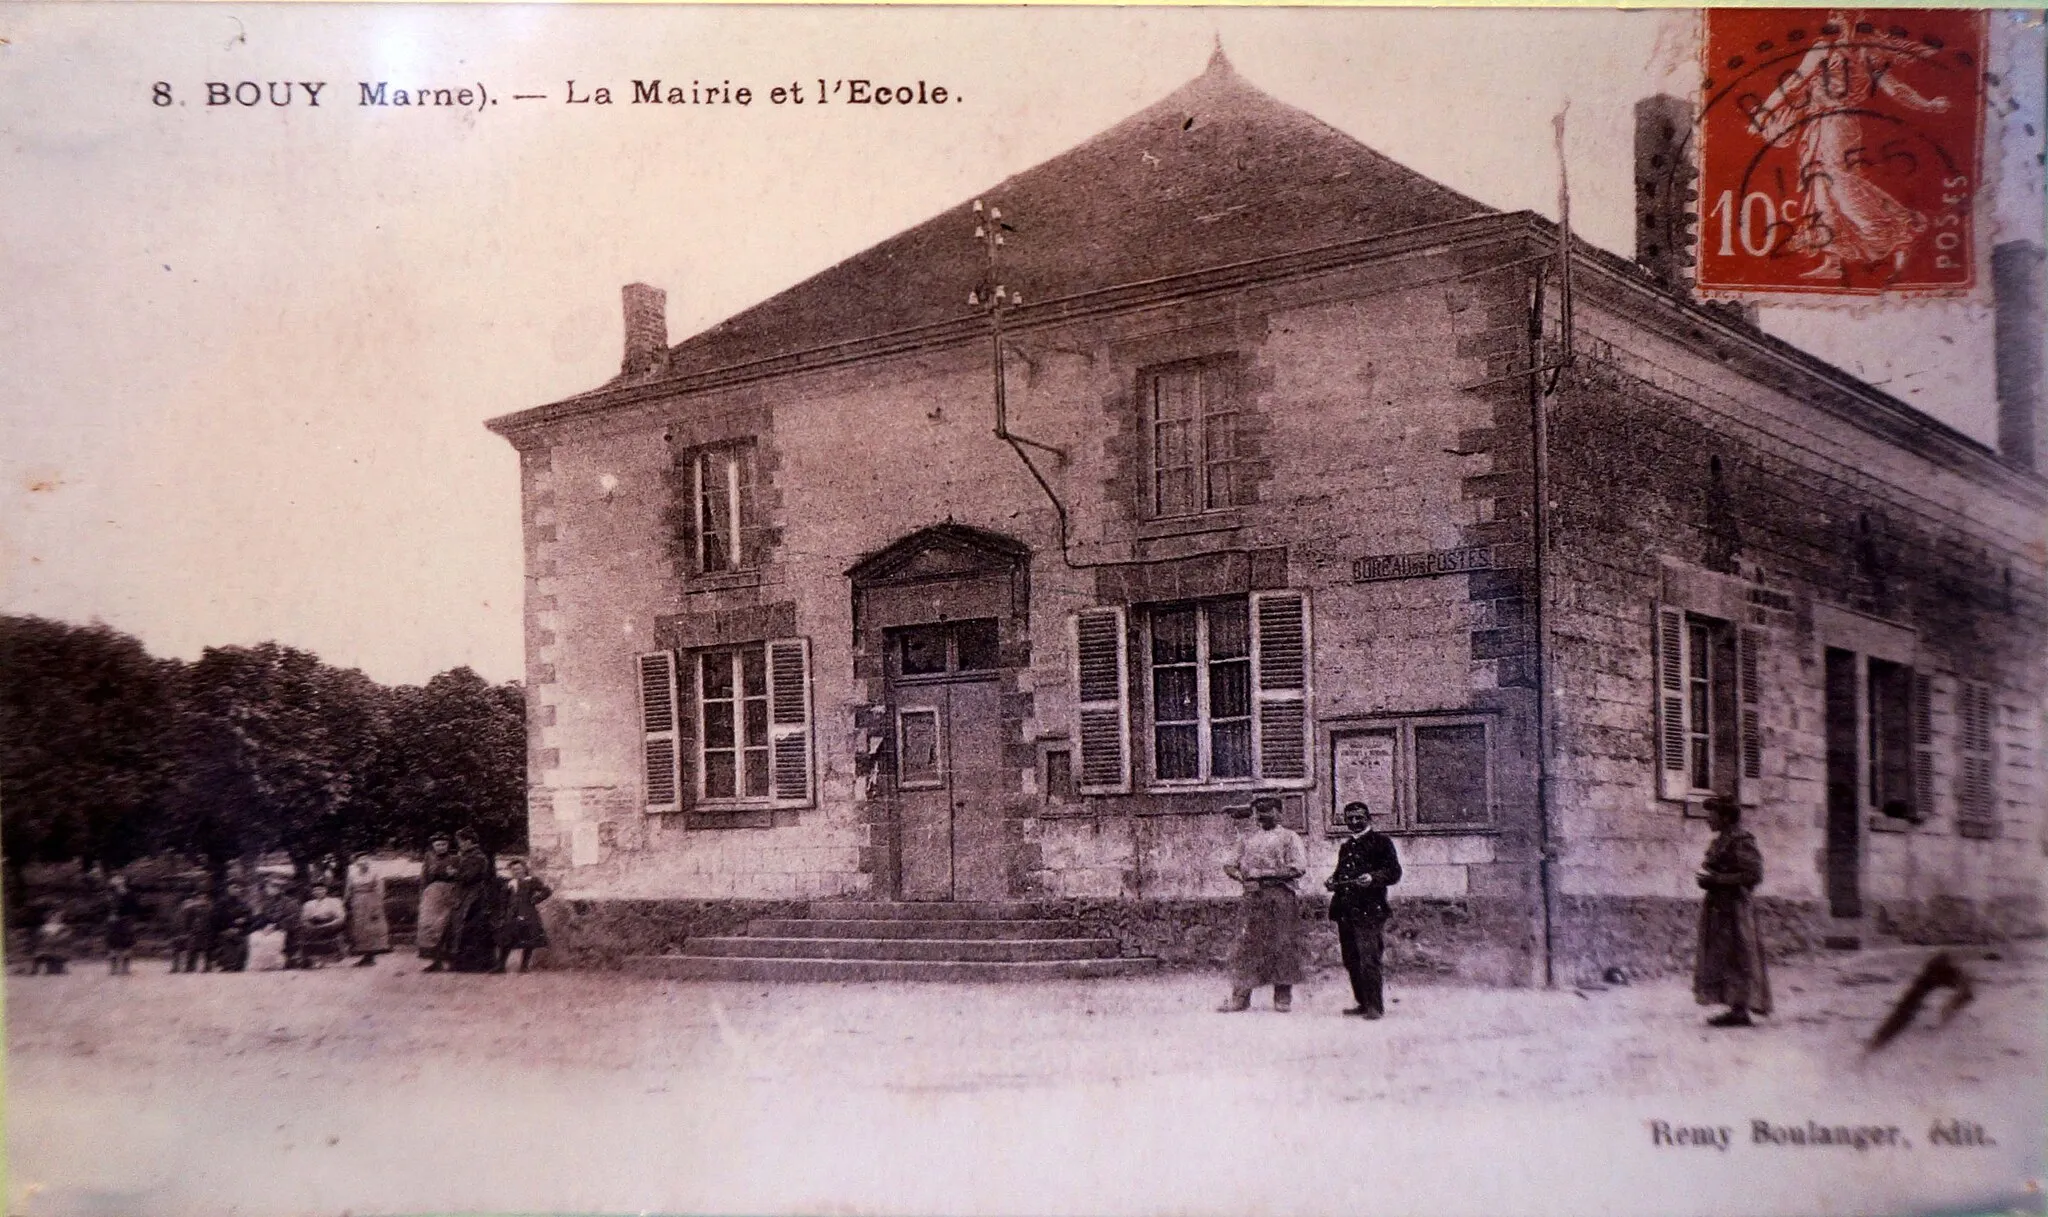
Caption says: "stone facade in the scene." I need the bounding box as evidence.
[489,60,2047,984]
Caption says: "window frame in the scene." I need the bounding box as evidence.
[1655,607,1746,808]
[686,441,755,577]
[1324,713,1496,834]
[887,619,1002,684]
[694,642,774,807]
[1142,597,1257,790]
[895,704,946,791]
[1142,357,1242,520]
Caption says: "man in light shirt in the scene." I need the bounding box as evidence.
[1219,795,1307,1013]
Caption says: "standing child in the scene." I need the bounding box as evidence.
[103,876,146,976]
[170,889,213,973]
[495,860,552,973]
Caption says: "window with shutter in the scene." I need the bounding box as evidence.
[637,652,682,812]
[1654,605,1744,806]
[1957,680,1997,839]
[1655,606,1692,801]
[1251,591,1312,787]
[1072,607,1130,794]
[767,637,814,808]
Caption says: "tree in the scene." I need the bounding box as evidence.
[362,668,526,855]
[161,643,384,876]
[0,616,179,895]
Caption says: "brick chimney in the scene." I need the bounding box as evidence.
[1633,94,1697,290]
[621,283,669,379]
[1994,241,2046,472]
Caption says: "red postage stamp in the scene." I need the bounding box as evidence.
[1696,9,1987,297]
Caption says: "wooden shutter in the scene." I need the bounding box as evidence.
[767,637,814,808]
[1736,626,1763,805]
[1911,671,1934,824]
[1655,606,1691,801]
[637,651,682,812]
[1072,607,1130,794]
[1957,680,1997,839]
[1251,591,1312,786]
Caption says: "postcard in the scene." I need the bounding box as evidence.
[3,6,2044,1217]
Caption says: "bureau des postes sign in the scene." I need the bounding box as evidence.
[1351,545,1496,583]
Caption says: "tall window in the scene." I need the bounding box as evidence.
[689,443,755,575]
[637,639,814,813]
[1149,599,1253,783]
[1656,607,1749,803]
[699,644,770,802]
[1148,361,1240,517]
[1685,619,1716,791]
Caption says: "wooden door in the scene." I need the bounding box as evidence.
[895,681,1006,901]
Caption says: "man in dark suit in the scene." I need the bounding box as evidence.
[1326,801,1401,1018]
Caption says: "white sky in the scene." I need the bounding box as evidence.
[3,6,2041,685]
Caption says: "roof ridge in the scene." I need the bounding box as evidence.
[620,57,1493,387]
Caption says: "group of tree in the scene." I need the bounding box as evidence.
[0,615,526,893]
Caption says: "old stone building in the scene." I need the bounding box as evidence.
[486,54,2046,983]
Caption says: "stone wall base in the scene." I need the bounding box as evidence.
[1552,893,2047,985]
[541,895,1539,985]
[541,891,2045,983]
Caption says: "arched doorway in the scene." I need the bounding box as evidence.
[847,524,1031,901]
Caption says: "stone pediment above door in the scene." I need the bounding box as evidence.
[845,523,1031,587]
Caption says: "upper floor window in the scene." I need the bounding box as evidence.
[1146,359,1241,518]
[686,442,756,575]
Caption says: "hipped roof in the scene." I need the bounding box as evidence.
[652,49,1490,382]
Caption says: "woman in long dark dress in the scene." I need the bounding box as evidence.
[495,859,552,973]
[416,836,458,972]
[1694,795,1773,1027]
[441,830,502,974]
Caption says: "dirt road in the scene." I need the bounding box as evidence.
[7,945,2041,1216]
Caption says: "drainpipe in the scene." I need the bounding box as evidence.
[1529,259,1560,990]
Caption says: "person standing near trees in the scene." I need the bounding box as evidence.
[442,829,502,973]
[169,887,212,973]
[495,859,551,973]
[208,882,253,972]
[416,835,458,972]
[344,856,391,966]
[101,875,146,976]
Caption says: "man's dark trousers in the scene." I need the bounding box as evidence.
[1337,914,1387,1016]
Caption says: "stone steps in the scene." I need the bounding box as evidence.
[808,900,1065,920]
[748,917,1093,940]
[629,955,1158,983]
[685,935,1121,962]
[623,899,1156,982]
